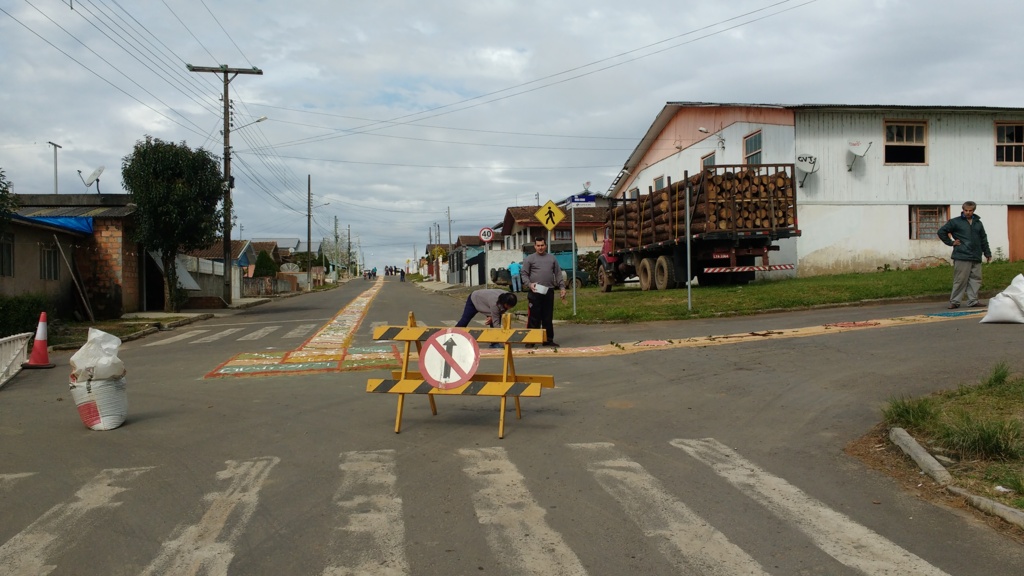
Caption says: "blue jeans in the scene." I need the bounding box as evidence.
[511,275,521,292]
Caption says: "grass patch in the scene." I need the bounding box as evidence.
[882,362,1024,510]
[48,317,187,348]
[551,260,1022,323]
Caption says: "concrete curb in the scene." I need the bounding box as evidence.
[946,486,1024,529]
[888,426,1024,530]
[889,427,953,485]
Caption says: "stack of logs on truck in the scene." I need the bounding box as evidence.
[598,163,801,291]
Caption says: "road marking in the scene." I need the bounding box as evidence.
[0,467,153,576]
[237,326,281,340]
[283,323,318,338]
[144,330,209,346]
[671,439,951,576]
[568,442,769,575]
[140,457,279,576]
[0,473,35,492]
[192,328,244,343]
[459,447,588,576]
[323,450,409,576]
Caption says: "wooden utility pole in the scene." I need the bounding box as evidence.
[186,64,262,305]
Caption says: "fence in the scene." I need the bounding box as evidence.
[242,277,295,297]
[0,332,32,390]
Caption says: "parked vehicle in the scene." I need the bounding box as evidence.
[598,164,800,291]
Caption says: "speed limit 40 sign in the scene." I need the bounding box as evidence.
[479,227,494,243]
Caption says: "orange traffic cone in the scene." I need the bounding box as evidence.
[22,312,56,369]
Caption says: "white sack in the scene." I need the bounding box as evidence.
[980,274,1024,324]
[69,377,128,430]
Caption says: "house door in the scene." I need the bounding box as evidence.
[1009,206,1024,262]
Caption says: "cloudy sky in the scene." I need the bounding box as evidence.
[2,0,1021,270]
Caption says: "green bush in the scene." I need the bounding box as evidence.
[0,293,54,338]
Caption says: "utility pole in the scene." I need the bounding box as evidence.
[187,63,263,305]
[47,141,62,194]
[446,206,453,255]
[347,225,352,278]
[334,216,340,279]
[307,174,312,291]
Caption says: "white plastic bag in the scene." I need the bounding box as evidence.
[69,329,128,430]
[70,328,126,382]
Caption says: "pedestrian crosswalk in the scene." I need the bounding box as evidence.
[143,323,321,346]
[0,440,953,575]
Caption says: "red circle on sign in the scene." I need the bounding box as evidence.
[418,328,480,389]
[479,227,494,243]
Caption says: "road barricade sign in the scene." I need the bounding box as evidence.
[367,312,553,438]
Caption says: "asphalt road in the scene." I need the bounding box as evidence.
[1,277,1022,575]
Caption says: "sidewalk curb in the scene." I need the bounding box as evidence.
[889,427,1024,530]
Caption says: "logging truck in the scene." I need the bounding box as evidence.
[597,163,800,291]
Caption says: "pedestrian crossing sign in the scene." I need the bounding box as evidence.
[535,200,565,231]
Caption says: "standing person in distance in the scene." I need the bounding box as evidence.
[520,237,566,346]
[508,260,522,292]
[937,200,991,309]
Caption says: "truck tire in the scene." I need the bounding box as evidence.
[597,266,613,293]
[638,258,657,291]
[654,255,676,290]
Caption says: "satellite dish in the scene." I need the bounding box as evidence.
[847,141,872,171]
[77,166,105,194]
[848,141,870,156]
[281,263,301,272]
[795,154,818,188]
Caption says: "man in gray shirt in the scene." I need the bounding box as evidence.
[520,237,566,346]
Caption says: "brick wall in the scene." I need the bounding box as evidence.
[76,218,140,318]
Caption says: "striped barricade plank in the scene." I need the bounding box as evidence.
[373,326,544,345]
[391,370,554,389]
[367,378,542,397]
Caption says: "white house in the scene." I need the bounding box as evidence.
[607,102,1024,276]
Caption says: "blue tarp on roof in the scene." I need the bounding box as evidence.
[17,215,94,234]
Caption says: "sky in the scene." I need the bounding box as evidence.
[2,0,1023,271]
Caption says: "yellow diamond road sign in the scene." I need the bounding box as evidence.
[535,200,565,231]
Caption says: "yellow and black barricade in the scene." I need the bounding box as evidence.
[366,311,553,438]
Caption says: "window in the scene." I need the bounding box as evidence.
[701,152,716,168]
[885,121,927,164]
[40,243,60,280]
[996,123,1024,164]
[909,205,948,240]
[554,229,572,240]
[744,131,762,164]
[0,233,12,276]
[653,175,665,191]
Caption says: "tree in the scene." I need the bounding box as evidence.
[0,168,18,232]
[252,250,278,277]
[121,136,223,311]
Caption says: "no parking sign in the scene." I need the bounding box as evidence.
[418,328,480,390]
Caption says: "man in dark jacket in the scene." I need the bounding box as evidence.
[520,237,566,346]
[937,201,992,309]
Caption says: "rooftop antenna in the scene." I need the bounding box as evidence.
[847,141,872,171]
[795,154,819,187]
[77,165,104,195]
